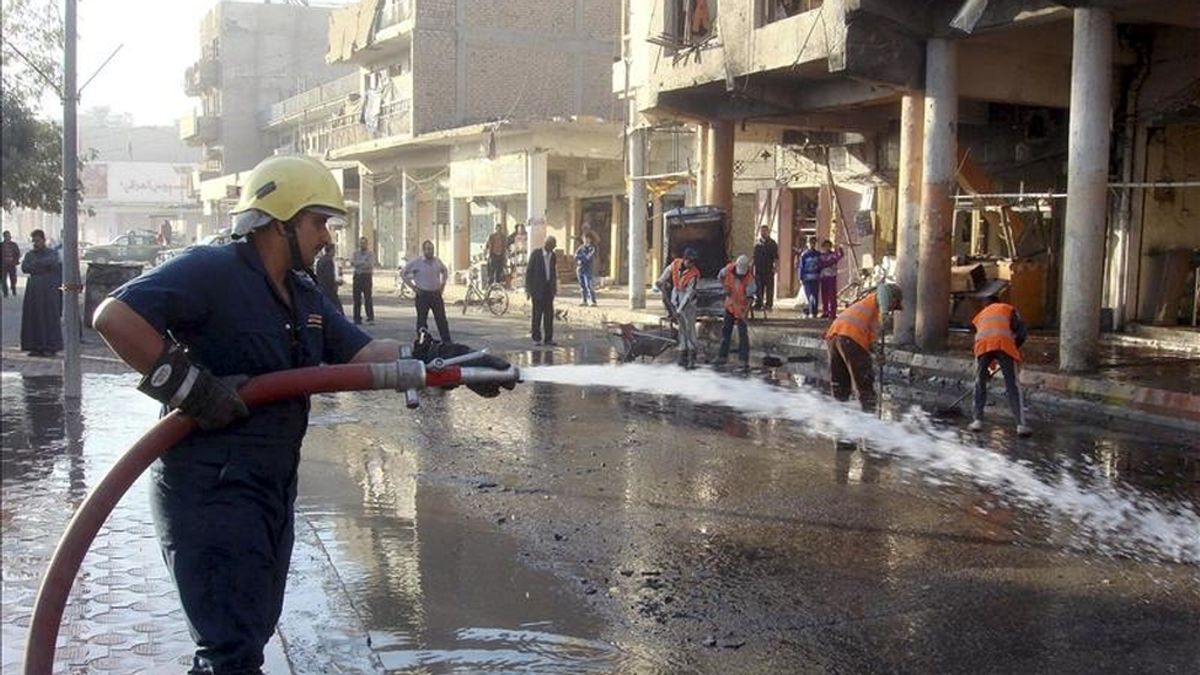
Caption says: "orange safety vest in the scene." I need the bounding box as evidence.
[670,258,701,290]
[972,302,1022,362]
[825,292,879,351]
[721,262,754,320]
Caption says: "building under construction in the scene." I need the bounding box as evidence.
[619,0,1199,371]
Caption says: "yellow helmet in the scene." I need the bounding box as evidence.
[230,155,346,236]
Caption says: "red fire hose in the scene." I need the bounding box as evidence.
[23,359,517,674]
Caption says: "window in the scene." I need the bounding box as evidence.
[758,0,821,27]
[658,0,717,48]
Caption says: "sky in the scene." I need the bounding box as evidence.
[72,0,351,127]
[73,0,214,125]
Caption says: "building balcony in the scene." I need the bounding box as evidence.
[184,57,220,96]
[180,113,219,144]
[327,97,413,156]
[264,73,361,129]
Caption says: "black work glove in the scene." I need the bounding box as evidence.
[138,344,250,430]
[411,330,515,398]
[179,374,250,430]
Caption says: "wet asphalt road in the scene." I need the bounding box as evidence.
[3,291,1199,673]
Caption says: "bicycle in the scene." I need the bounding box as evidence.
[462,258,509,316]
[394,269,414,301]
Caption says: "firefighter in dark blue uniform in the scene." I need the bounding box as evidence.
[93,155,511,674]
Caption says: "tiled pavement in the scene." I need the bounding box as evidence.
[0,374,299,673]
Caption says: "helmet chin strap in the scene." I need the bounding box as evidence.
[283,220,321,287]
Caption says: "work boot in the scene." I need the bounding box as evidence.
[686,350,696,370]
[738,360,750,373]
[712,356,728,366]
[1016,424,1033,437]
[677,350,688,367]
[968,419,984,432]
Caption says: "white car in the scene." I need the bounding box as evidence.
[155,229,232,266]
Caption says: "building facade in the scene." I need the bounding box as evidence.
[623,0,1200,369]
[180,1,355,177]
[318,0,626,273]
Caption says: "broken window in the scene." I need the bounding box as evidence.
[758,0,822,27]
[656,0,718,49]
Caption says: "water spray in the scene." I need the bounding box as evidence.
[521,363,1200,566]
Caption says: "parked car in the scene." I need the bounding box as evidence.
[82,229,163,265]
[155,229,232,266]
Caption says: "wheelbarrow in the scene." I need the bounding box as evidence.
[604,321,678,363]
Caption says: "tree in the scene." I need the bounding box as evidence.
[0,0,63,213]
[1,92,63,213]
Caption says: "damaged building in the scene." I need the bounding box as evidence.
[620,0,1200,370]
[318,0,628,273]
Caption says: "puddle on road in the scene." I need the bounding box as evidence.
[299,405,634,673]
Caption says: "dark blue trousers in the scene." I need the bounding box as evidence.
[151,440,299,674]
[718,310,750,364]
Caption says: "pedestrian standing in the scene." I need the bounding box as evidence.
[401,240,452,342]
[525,235,558,345]
[314,242,343,314]
[91,155,513,674]
[157,219,173,247]
[752,225,778,311]
[20,229,63,356]
[797,236,821,317]
[824,282,902,412]
[968,295,1032,436]
[485,222,508,285]
[574,231,598,306]
[2,230,20,297]
[657,247,702,368]
[818,239,844,318]
[507,223,527,268]
[715,254,756,369]
[351,236,376,324]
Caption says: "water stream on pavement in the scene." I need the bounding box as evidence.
[521,364,1200,565]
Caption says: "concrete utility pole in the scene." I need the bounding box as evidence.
[628,118,647,308]
[894,94,924,346]
[62,0,82,399]
[915,39,957,352]
[1060,8,1113,372]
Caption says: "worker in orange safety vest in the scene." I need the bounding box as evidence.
[714,254,756,370]
[825,282,902,412]
[968,294,1031,436]
[657,247,703,368]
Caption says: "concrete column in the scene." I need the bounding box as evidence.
[628,124,648,308]
[705,120,735,215]
[401,171,418,261]
[694,125,709,205]
[650,196,664,278]
[449,197,469,274]
[567,196,581,248]
[915,39,957,352]
[610,195,625,281]
[777,189,795,300]
[1060,8,1113,372]
[359,176,376,250]
[526,151,548,250]
[895,93,924,346]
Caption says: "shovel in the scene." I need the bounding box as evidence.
[935,362,998,417]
